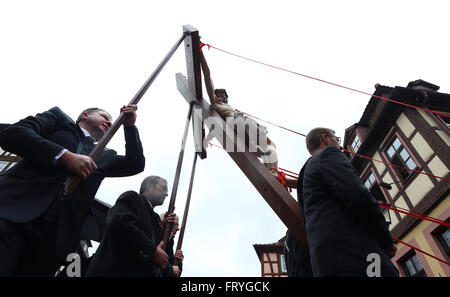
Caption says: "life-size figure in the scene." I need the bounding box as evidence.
[200,52,296,189]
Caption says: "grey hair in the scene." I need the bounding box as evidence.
[140,176,164,195]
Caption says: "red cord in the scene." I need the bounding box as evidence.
[199,43,449,182]
[279,167,299,176]
[201,43,450,119]
[206,142,450,266]
[379,203,450,228]
[393,237,450,266]
[341,147,450,182]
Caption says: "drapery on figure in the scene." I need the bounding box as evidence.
[200,51,296,189]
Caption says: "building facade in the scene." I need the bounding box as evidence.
[253,238,288,277]
[0,124,21,174]
[343,79,449,277]
[253,80,449,277]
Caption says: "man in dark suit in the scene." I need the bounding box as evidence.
[86,176,183,277]
[300,127,398,277]
[284,230,313,277]
[0,105,145,276]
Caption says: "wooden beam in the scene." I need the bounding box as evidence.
[174,152,198,266]
[176,73,308,251]
[162,102,194,246]
[183,25,207,159]
[66,32,187,195]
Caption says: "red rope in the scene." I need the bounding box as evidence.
[282,172,299,179]
[200,42,450,119]
[235,110,449,182]
[270,168,292,192]
[393,237,450,266]
[386,204,450,224]
[279,167,448,227]
[207,140,449,227]
[379,203,450,228]
[277,169,447,229]
[341,147,450,182]
[279,167,299,177]
[240,111,307,137]
[200,43,449,182]
[206,144,450,266]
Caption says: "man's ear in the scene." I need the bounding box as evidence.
[321,134,329,145]
[80,112,89,122]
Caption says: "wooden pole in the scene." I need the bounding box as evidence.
[173,152,198,266]
[65,32,187,195]
[162,24,206,249]
[162,102,194,246]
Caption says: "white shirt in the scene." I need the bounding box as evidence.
[53,126,92,162]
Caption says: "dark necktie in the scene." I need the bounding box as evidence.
[80,136,95,155]
[85,136,95,145]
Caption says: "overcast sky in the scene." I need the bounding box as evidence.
[1,1,449,276]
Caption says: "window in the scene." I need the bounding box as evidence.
[435,111,450,129]
[400,252,426,277]
[364,172,376,189]
[441,116,450,128]
[279,254,287,274]
[363,171,386,203]
[6,162,17,170]
[351,134,362,152]
[385,136,418,182]
[434,226,450,258]
[0,161,9,172]
[363,171,390,223]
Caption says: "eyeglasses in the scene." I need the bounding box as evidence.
[329,135,341,144]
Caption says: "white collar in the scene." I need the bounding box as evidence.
[79,127,92,138]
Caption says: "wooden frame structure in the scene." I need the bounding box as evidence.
[176,25,308,251]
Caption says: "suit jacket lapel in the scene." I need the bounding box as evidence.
[141,196,162,231]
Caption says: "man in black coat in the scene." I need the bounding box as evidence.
[0,105,145,276]
[300,127,398,277]
[284,229,313,277]
[86,176,183,277]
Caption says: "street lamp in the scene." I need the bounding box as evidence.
[377,181,402,225]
